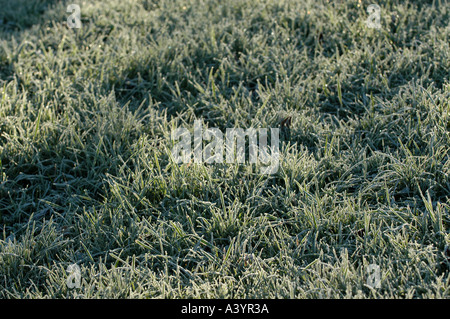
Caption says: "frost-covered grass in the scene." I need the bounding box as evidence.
[0,0,449,298]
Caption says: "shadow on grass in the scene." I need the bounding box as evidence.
[0,0,63,31]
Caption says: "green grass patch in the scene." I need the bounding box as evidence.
[0,0,449,298]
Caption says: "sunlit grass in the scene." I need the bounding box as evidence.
[0,0,449,298]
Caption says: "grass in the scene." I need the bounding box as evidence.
[0,0,449,298]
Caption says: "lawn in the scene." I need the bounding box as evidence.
[0,0,449,298]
